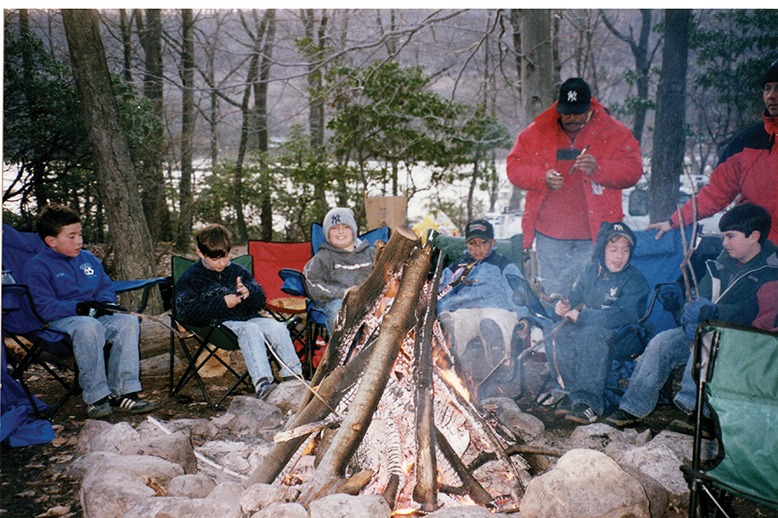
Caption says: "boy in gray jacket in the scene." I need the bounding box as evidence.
[304,208,375,334]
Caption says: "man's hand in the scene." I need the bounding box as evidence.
[681,297,718,340]
[574,153,597,176]
[545,169,563,190]
[554,299,571,317]
[647,220,673,240]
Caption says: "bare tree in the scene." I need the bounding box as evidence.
[136,9,172,242]
[61,9,160,310]
[601,9,661,143]
[649,9,691,223]
[175,8,196,253]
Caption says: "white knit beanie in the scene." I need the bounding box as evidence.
[323,207,358,240]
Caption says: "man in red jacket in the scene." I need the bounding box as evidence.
[650,59,778,243]
[506,78,643,300]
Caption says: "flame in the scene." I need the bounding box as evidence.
[403,460,415,475]
[302,438,316,456]
[437,365,470,401]
[391,508,420,517]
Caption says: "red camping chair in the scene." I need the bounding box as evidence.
[247,240,312,372]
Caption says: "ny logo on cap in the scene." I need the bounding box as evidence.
[330,214,342,225]
[613,223,625,231]
[567,91,578,102]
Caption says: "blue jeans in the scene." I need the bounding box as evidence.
[619,327,691,419]
[322,298,343,336]
[224,317,302,389]
[51,314,141,405]
[535,233,593,307]
[553,323,644,416]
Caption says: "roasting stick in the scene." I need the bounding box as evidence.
[567,144,590,175]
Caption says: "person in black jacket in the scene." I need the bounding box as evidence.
[549,222,649,424]
[175,224,302,399]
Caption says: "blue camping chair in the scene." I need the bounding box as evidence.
[1,224,167,418]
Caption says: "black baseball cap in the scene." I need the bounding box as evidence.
[557,78,592,114]
[465,219,494,241]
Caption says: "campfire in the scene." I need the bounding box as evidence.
[247,227,535,514]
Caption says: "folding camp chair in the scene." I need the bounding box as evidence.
[685,322,778,516]
[168,254,255,408]
[1,224,167,417]
[247,239,312,372]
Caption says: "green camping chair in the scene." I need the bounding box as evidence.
[169,254,255,408]
[685,322,778,516]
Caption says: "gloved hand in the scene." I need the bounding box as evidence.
[76,300,127,317]
[680,297,718,340]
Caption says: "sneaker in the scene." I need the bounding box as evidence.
[109,393,156,414]
[552,395,572,417]
[565,403,598,425]
[255,380,277,400]
[87,397,113,418]
[604,408,641,427]
[668,415,715,440]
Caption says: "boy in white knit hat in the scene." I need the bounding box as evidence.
[304,207,375,334]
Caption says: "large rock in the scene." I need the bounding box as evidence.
[520,449,651,518]
[130,431,198,474]
[240,482,301,515]
[308,493,392,518]
[481,396,545,440]
[74,420,140,457]
[250,502,308,518]
[167,474,217,498]
[80,471,156,518]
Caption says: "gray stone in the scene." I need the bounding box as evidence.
[265,380,308,414]
[129,431,198,474]
[614,441,690,509]
[520,449,650,518]
[481,396,545,439]
[308,493,392,518]
[68,451,184,486]
[426,505,513,517]
[250,502,308,518]
[240,483,300,514]
[75,420,140,457]
[140,352,180,377]
[167,474,217,498]
[80,470,156,518]
[123,496,241,518]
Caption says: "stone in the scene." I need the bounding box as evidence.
[240,483,300,514]
[80,470,156,518]
[167,474,217,498]
[250,502,307,518]
[74,420,140,457]
[520,449,650,518]
[481,396,545,439]
[131,431,198,474]
[308,493,392,518]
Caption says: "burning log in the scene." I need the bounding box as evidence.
[248,227,536,513]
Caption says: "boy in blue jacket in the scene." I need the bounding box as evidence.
[22,204,155,418]
[175,224,302,400]
[437,219,531,398]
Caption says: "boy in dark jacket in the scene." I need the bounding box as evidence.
[606,203,778,427]
[22,204,155,418]
[175,224,302,399]
[551,222,649,424]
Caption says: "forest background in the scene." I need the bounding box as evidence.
[2,8,777,311]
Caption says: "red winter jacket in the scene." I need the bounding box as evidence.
[506,98,643,250]
[670,112,778,243]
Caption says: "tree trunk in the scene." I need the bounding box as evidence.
[649,10,690,223]
[137,8,172,243]
[61,9,159,309]
[256,10,276,241]
[175,9,196,253]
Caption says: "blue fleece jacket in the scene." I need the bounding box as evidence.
[22,246,116,322]
[437,249,529,318]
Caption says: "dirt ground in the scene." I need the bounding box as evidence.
[2,317,777,517]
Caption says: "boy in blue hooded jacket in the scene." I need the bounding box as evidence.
[551,221,649,424]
